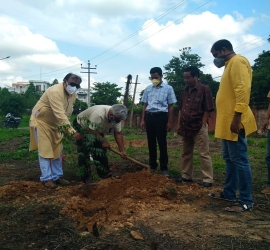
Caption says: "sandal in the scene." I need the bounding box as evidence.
[208,192,236,202]
[225,203,253,212]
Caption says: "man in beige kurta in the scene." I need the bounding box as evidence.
[29,73,83,189]
[74,104,128,181]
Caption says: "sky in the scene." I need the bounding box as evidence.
[0,0,270,103]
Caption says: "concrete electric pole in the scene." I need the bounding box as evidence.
[81,60,97,107]
[129,75,140,127]
[123,74,132,108]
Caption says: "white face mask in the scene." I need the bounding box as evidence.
[65,85,77,95]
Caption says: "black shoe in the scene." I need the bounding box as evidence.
[175,177,193,183]
[99,173,113,179]
[200,182,212,187]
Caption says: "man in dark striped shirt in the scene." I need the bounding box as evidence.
[176,66,214,187]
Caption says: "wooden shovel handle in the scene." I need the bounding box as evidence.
[109,148,150,170]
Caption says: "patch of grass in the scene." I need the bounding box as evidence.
[0,129,29,142]
[19,115,30,127]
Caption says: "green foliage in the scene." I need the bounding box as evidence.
[163,47,204,98]
[251,50,270,108]
[73,99,88,115]
[91,82,122,105]
[58,118,106,180]
[0,88,26,117]
[0,129,29,142]
[52,79,58,85]
[23,83,41,110]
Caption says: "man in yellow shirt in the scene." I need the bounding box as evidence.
[208,39,257,212]
[29,73,83,189]
[261,91,270,194]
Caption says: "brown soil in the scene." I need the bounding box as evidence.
[0,137,270,250]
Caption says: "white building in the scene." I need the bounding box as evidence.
[7,81,89,105]
[8,80,51,93]
[76,88,88,104]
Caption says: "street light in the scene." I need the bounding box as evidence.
[0,56,10,60]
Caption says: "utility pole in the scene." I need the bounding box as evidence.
[123,74,132,107]
[129,75,140,128]
[81,60,97,107]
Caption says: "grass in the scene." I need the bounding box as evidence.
[0,127,268,186]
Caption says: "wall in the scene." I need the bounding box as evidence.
[128,109,268,132]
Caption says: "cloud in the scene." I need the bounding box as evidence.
[0,16,82,86]
[139,11,257,53]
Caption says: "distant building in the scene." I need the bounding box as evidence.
[9,80,51,94]
[29,80,51,92]
[10,82,28,93]
[76,88,88,103]
[7,81,89,104]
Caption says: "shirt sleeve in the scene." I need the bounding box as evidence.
[232,59,251,114]
[141,87,148,104]
[48,90,76,134]
[167,86,177,105]
[204,85,214,112]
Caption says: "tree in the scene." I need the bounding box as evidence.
[251,50,270,108]
[73,99,88,115]
[163,47,219,101]
[91,82,122,105]
[0,88,26,117]
[24,82,41,110]
[52,79,58,85]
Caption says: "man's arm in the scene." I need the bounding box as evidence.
[177,110,181,134]
[85,127,110,148]
[262,103,270,132]
[202,111,210,126]
[167,104,174,132]
[140,103,147,131]
[114,130,127,158]
[231,59,251,133]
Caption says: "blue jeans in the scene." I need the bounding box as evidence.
[265,130,270,186]
[222,129,253,205]
[34,129,63,182]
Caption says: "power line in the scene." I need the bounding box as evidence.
[96,0,212,65]
[89,0,188,61]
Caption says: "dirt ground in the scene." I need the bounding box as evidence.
[0,137,270,250]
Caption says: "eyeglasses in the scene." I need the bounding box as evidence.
[112,117,121,123]
[69,82,81,89]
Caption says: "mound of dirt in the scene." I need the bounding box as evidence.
[1,169,270,248]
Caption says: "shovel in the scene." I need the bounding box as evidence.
[109,148,150,171]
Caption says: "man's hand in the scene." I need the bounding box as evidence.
[230,113,241,134]
[101,141,110,149]
[262,120,268,133]
[177,125,181,135]
[120,150,127,159]
[140,120,145,131]
[72,132,83,141]
[166,122,172,132]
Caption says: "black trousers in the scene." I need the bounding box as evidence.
[145,112,168,171]
[73,119,110,180]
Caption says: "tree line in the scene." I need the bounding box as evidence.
[0,44,269,118]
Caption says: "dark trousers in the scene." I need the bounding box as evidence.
[73,119,110,181]
[145,112,168,171]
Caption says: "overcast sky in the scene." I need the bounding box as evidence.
[0,0,270,102]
